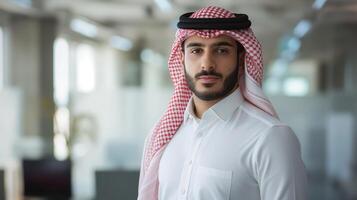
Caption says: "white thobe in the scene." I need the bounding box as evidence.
[158,89,307,200]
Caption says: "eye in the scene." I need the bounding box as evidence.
[216,47,229,54]
[190,48,203,54]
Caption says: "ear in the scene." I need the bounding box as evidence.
[179,49,185,66]
[237,50,246,78]
[238,50,245,68]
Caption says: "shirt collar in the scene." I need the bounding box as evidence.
[183,97,200,124]
[183,89,244,123]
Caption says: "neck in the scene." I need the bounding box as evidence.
[192,86,239,119]
[192,96,219,119]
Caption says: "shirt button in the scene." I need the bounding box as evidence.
[181,188,186,194]
[188,160,193,165]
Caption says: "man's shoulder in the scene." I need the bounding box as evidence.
[239,101,284,128]
[238,102,300,151]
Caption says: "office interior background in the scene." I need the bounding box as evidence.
[0,0,356,199]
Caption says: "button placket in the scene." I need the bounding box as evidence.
[180,124,205,199]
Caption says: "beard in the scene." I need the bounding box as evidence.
[184,65,239,101]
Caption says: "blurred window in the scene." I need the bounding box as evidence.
[0,27,4,90]
[75,43,96,93]
[54,38,70,106]
[283,77,310,96]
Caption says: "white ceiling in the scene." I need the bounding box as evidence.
[42,0,316,61]
[2,0,357,64]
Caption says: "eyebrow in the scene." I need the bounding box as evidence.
[185,41,235,48]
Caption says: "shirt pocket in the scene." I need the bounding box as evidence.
[191,165,232,200]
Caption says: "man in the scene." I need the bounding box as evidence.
[138,6,307,200]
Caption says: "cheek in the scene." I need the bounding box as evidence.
[221,56,237,69]
[184,65,196,78]
[183,57,199,74]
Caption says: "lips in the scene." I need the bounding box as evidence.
[197,75,220,84]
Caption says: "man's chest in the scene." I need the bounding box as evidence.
[158,122,262,200]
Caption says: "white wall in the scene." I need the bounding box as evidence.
[8,17,41,137]
[271,94,357,179]
[0,87,22,166]
[68,43,173,198]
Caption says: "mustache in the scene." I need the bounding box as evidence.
[195,70,223,79]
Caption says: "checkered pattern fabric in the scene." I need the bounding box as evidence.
[138,6,279,200]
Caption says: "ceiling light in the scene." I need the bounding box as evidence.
[293,20,312,38]
[312,0,327,10]
[11,0,32,7]
[110,36,133,51]
[70,18,97,38]
[154,0,172,12]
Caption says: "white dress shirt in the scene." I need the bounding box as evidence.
[158,89,307,200]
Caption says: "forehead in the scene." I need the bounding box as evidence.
[183,35,237,47]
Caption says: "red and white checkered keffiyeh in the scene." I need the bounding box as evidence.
[138,6,278,200]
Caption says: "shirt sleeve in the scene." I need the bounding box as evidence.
[254,125,308,200]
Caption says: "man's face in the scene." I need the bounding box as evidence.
[182,35,241,101]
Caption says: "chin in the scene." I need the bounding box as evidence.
[196,88,223,96]
[197,82,216,87]
[196,84,222,91]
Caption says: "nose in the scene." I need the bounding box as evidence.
[201,51,215,71]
